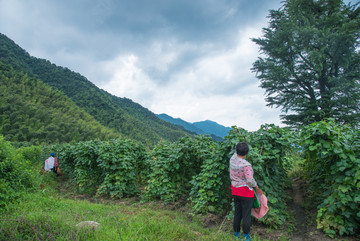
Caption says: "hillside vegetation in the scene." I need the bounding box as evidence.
[0,63,119,144]
[0,33,191,145]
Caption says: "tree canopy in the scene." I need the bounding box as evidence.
[252,0,360,127]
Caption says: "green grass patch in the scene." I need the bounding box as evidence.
[1,191,245,240]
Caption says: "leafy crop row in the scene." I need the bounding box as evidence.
[49,139,150,198]
[301,120,360,236]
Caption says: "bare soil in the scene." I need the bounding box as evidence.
[291,177,309,240]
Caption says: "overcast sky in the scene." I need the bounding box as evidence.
[0,0,289,130]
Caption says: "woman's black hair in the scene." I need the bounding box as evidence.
[236,142,249,156]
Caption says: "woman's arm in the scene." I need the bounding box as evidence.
[244,166,257,188]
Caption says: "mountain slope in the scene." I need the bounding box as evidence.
[193,120,231,138]
[0,33,192,145]
[0,63,119,143]
[156,114,204,135]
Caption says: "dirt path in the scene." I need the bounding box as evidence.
[291,177,308,241]
[288,178,348,241]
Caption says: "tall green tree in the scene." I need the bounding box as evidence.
[252,0,360,127]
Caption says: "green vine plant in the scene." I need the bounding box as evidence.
[301,119,360,236]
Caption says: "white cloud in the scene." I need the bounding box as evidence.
[99,26,283,130]
[100,54,158,106]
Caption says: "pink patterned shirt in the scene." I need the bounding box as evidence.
[229,153,257,190]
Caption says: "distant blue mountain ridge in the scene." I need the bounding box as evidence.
[156,114,232,140]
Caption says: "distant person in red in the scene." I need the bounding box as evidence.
[230,142,262,241]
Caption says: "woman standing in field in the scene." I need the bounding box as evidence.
[230,142,262,241]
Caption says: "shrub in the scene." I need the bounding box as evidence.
[0,136,39,209]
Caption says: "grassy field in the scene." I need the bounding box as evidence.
[0,173,268,241]
[1,192,228,240]
[3,167,356,240]
[3,176,354,241]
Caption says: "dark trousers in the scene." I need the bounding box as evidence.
[233,195,254,234]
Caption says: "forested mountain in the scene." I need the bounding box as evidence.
[0,33,192,145]
[157,114,231,140]
[0,63,119,144]
[192,120,231,138]
[156,114,204,135]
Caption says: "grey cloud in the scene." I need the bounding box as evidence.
[3,0,282,81]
